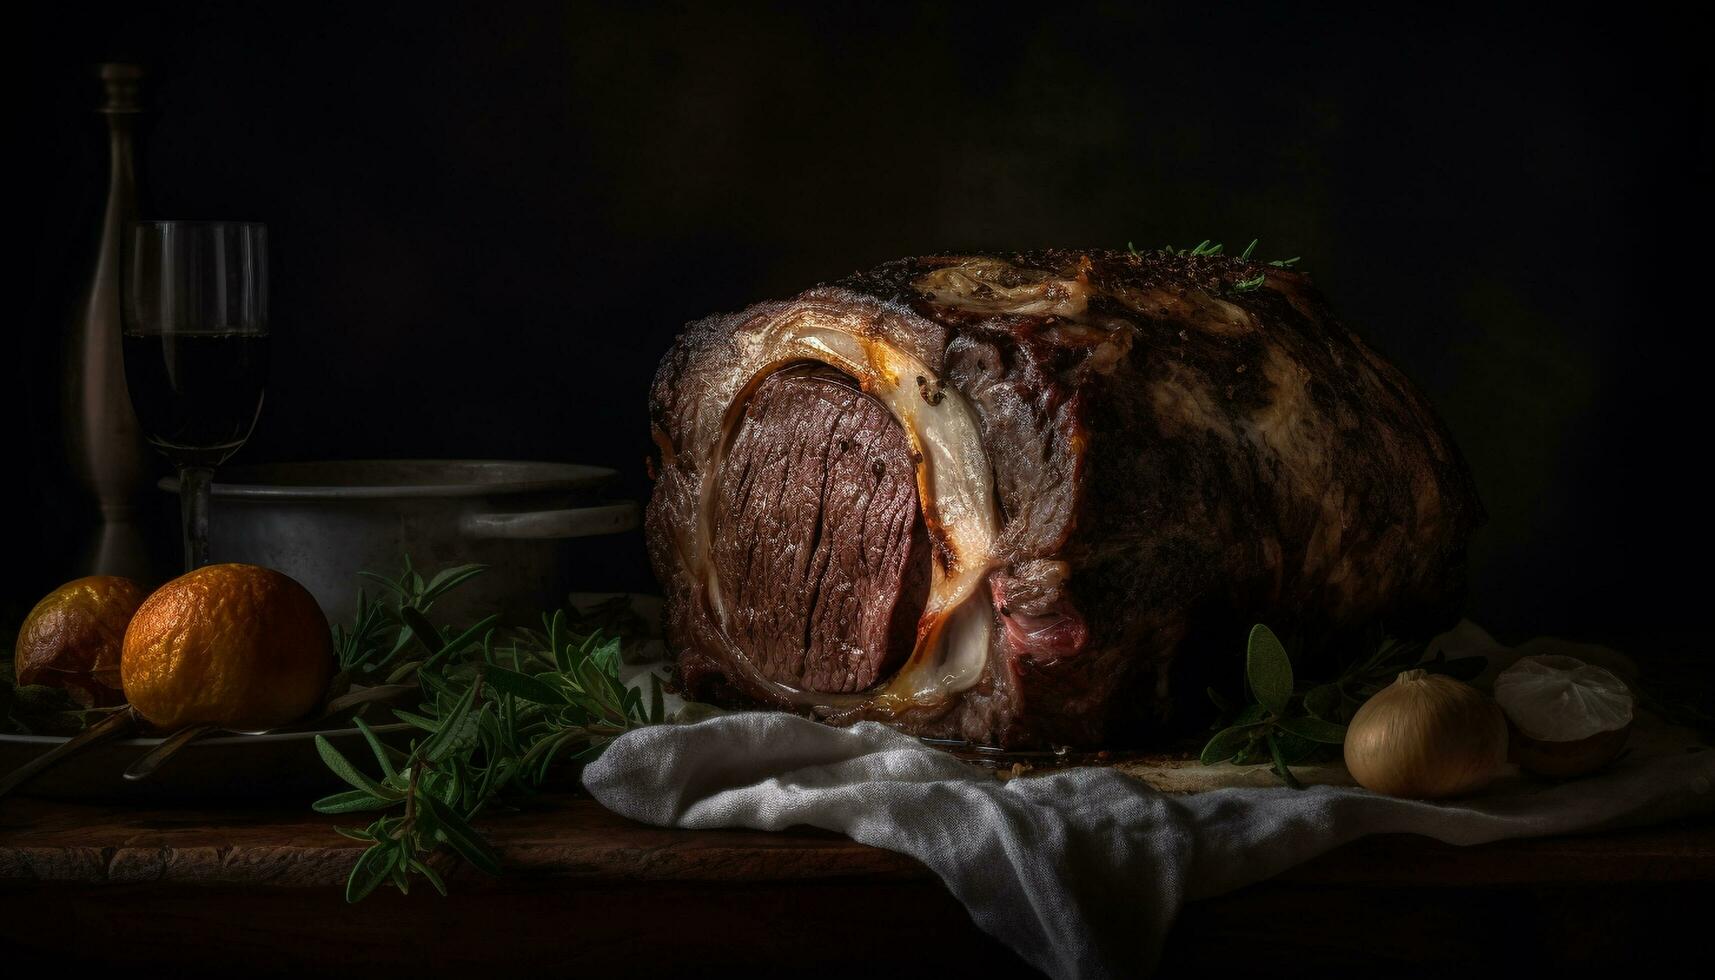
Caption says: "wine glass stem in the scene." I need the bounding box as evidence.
[179,465,214,571]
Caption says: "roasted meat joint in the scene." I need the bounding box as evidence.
[646,250,1483,748]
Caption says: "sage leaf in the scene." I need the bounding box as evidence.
[1234,703,1270,726]
[1200,723,1264,765]
[1277,715,1348,745]
[1246,624,1294,716]
[1303,683,1343,721]
[1270,730,1325,764]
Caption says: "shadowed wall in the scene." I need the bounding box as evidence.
[19,2,1710,655]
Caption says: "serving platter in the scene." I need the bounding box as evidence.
[0,722,416,804]
[0,593,666,804]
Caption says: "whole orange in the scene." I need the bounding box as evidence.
[121,563,334,731]
[14,576,147,707]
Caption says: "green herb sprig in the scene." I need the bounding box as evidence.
[313,562,665,902]
[1125,238,1301,294]
[333,556,490,676]
[1200,624,1486,787]
[0,661,126,735]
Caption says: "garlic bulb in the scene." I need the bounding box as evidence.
[1493,654,1634,778]
[1344,669,1508,799]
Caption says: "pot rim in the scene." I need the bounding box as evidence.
[157,458,620,501]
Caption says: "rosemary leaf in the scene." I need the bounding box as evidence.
[418,790,502,875]
[314,789,400,815]
[315,735,401,801]
[344,841,400,903]
[481,665,570,706]
[315,557,665,903]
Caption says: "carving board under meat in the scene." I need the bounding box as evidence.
[646,249,1483,748]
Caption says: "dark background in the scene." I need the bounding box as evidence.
[18,2,1711,655]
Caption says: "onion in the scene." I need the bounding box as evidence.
[1492,654,1634,778]
[1344,669,1508,799]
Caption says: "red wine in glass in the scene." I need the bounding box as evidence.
[122,332,269,468]
[121,221,269,570]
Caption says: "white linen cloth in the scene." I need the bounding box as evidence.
[584,629,1715,979]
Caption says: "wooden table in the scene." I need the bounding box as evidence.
[1,794,1710,976]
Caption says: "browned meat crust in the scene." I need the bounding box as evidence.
[648,249,1483,748]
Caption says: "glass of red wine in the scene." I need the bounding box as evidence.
[122,221,270,571]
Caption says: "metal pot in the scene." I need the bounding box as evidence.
[161,460,639,626]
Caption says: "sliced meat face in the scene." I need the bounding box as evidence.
[710,367,930,694]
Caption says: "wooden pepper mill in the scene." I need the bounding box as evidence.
[62,63,157,581]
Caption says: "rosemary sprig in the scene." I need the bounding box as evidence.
[1200,624,1486,786]
[314,561,665,902]
[1125,237,1300,293]
[333,555,490,674]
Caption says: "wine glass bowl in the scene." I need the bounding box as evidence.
[121,221,269,570]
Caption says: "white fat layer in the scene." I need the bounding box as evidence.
[696,309,1000,711]
[915,258,1091,319]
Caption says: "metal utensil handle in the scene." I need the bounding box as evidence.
[122,722,219,782]
[0,708,140,801]
[460,502,639,540]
